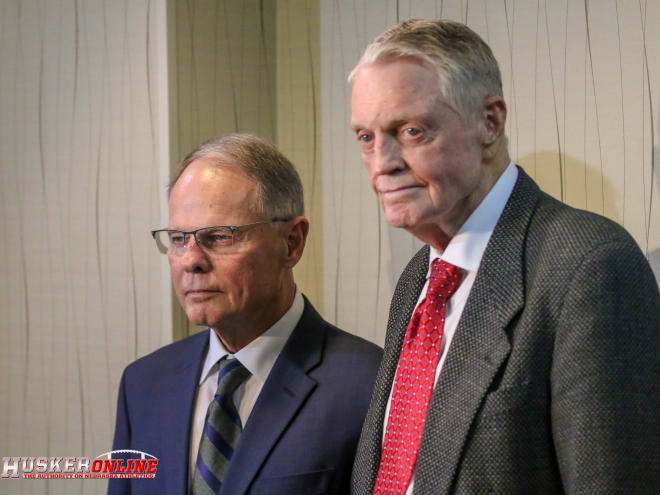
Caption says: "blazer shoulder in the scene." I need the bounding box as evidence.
[300,297,383,367]
[511,168,637,255]
[536,193,632,241]
[324,323,383,362]
[528,192,648,268]
[122,330,208,379]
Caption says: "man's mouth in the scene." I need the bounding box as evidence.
[380,184,422,195]
[185,289,220,298]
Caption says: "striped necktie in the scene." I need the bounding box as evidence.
[192,357,251,495]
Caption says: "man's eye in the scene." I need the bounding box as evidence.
[403,127,422,137]
[357,132,373,143]
[211,234,232,243]
[203,231,233,246]
[169,233,185,245]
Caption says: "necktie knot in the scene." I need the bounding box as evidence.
[216,358,251,398]
[427,259,462,299]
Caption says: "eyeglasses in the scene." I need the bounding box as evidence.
[151,218,290,255]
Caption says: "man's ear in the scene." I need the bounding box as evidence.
[283,216,309,269]
[480,95,507,145]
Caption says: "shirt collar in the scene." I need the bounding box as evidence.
[429,162,518,273]
[198,288,305,385]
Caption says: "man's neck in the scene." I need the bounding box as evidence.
[213,282,297,353]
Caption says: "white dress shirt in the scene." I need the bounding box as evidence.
[382,163,518,495]
[189,288,304,487]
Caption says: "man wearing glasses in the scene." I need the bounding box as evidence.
[109,133,382,495]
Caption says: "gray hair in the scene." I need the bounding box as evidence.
[349,19,503,124]
[169,133,304,218]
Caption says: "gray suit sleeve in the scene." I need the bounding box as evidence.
[551,239,660,493]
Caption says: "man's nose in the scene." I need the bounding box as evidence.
[178,235,212,272]
[369,135,405,176]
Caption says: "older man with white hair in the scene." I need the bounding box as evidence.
[349,19,659,495]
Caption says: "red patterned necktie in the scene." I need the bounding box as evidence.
[373,259,462,495]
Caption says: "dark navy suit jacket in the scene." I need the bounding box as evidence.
[109,297,382,494]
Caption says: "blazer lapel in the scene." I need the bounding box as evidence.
[158,332,207,495]
[353,246,430,494]
[414,168,540,494]
[218,299,323,495]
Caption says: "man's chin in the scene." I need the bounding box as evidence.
[183,306,213,328]
[384,208,419,230]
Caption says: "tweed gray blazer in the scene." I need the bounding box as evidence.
[352,168,660,494]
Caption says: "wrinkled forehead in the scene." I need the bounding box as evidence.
[350,60,446,125]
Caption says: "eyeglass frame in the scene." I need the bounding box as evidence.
[151,217,291,255]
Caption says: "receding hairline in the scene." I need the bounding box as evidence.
[348,19,504,125]
[168,133,305,219]
[169,156,255,194]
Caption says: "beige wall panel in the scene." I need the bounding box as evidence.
[277,0,324,314]
[0,0,170,493]
[172,0,277,160]
[322,0,660,345]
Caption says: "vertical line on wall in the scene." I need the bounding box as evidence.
[639,0,648,246]
[543,0,564,200]
[125,0,140,375]
[285,2,294,149]
[503,0,519,159]
[614,0,626,224]
[563,0,568,202]
[239,0,247,131]
[17,157,31,457]
[38,21,47,202]
[222,0,239,131]
[483,1,490,42]
[212,0,220,133]
[15,0,29,441]
[0,0,9,451]
[44,0,64,461]
[639,0,655,252]
[330,0,344,324]
[189,0,199,138]
[73,0,87,455]
[306,0,319,213]
[533,0,539,177]
[259,0,275,135]
[584,0,605,214]
[97,0,111,426]
[36,4,51,456]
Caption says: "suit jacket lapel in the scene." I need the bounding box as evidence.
[353,246,430,494]
[219,298,323,495]
[414,168,540,494]
[158,332,207,495]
